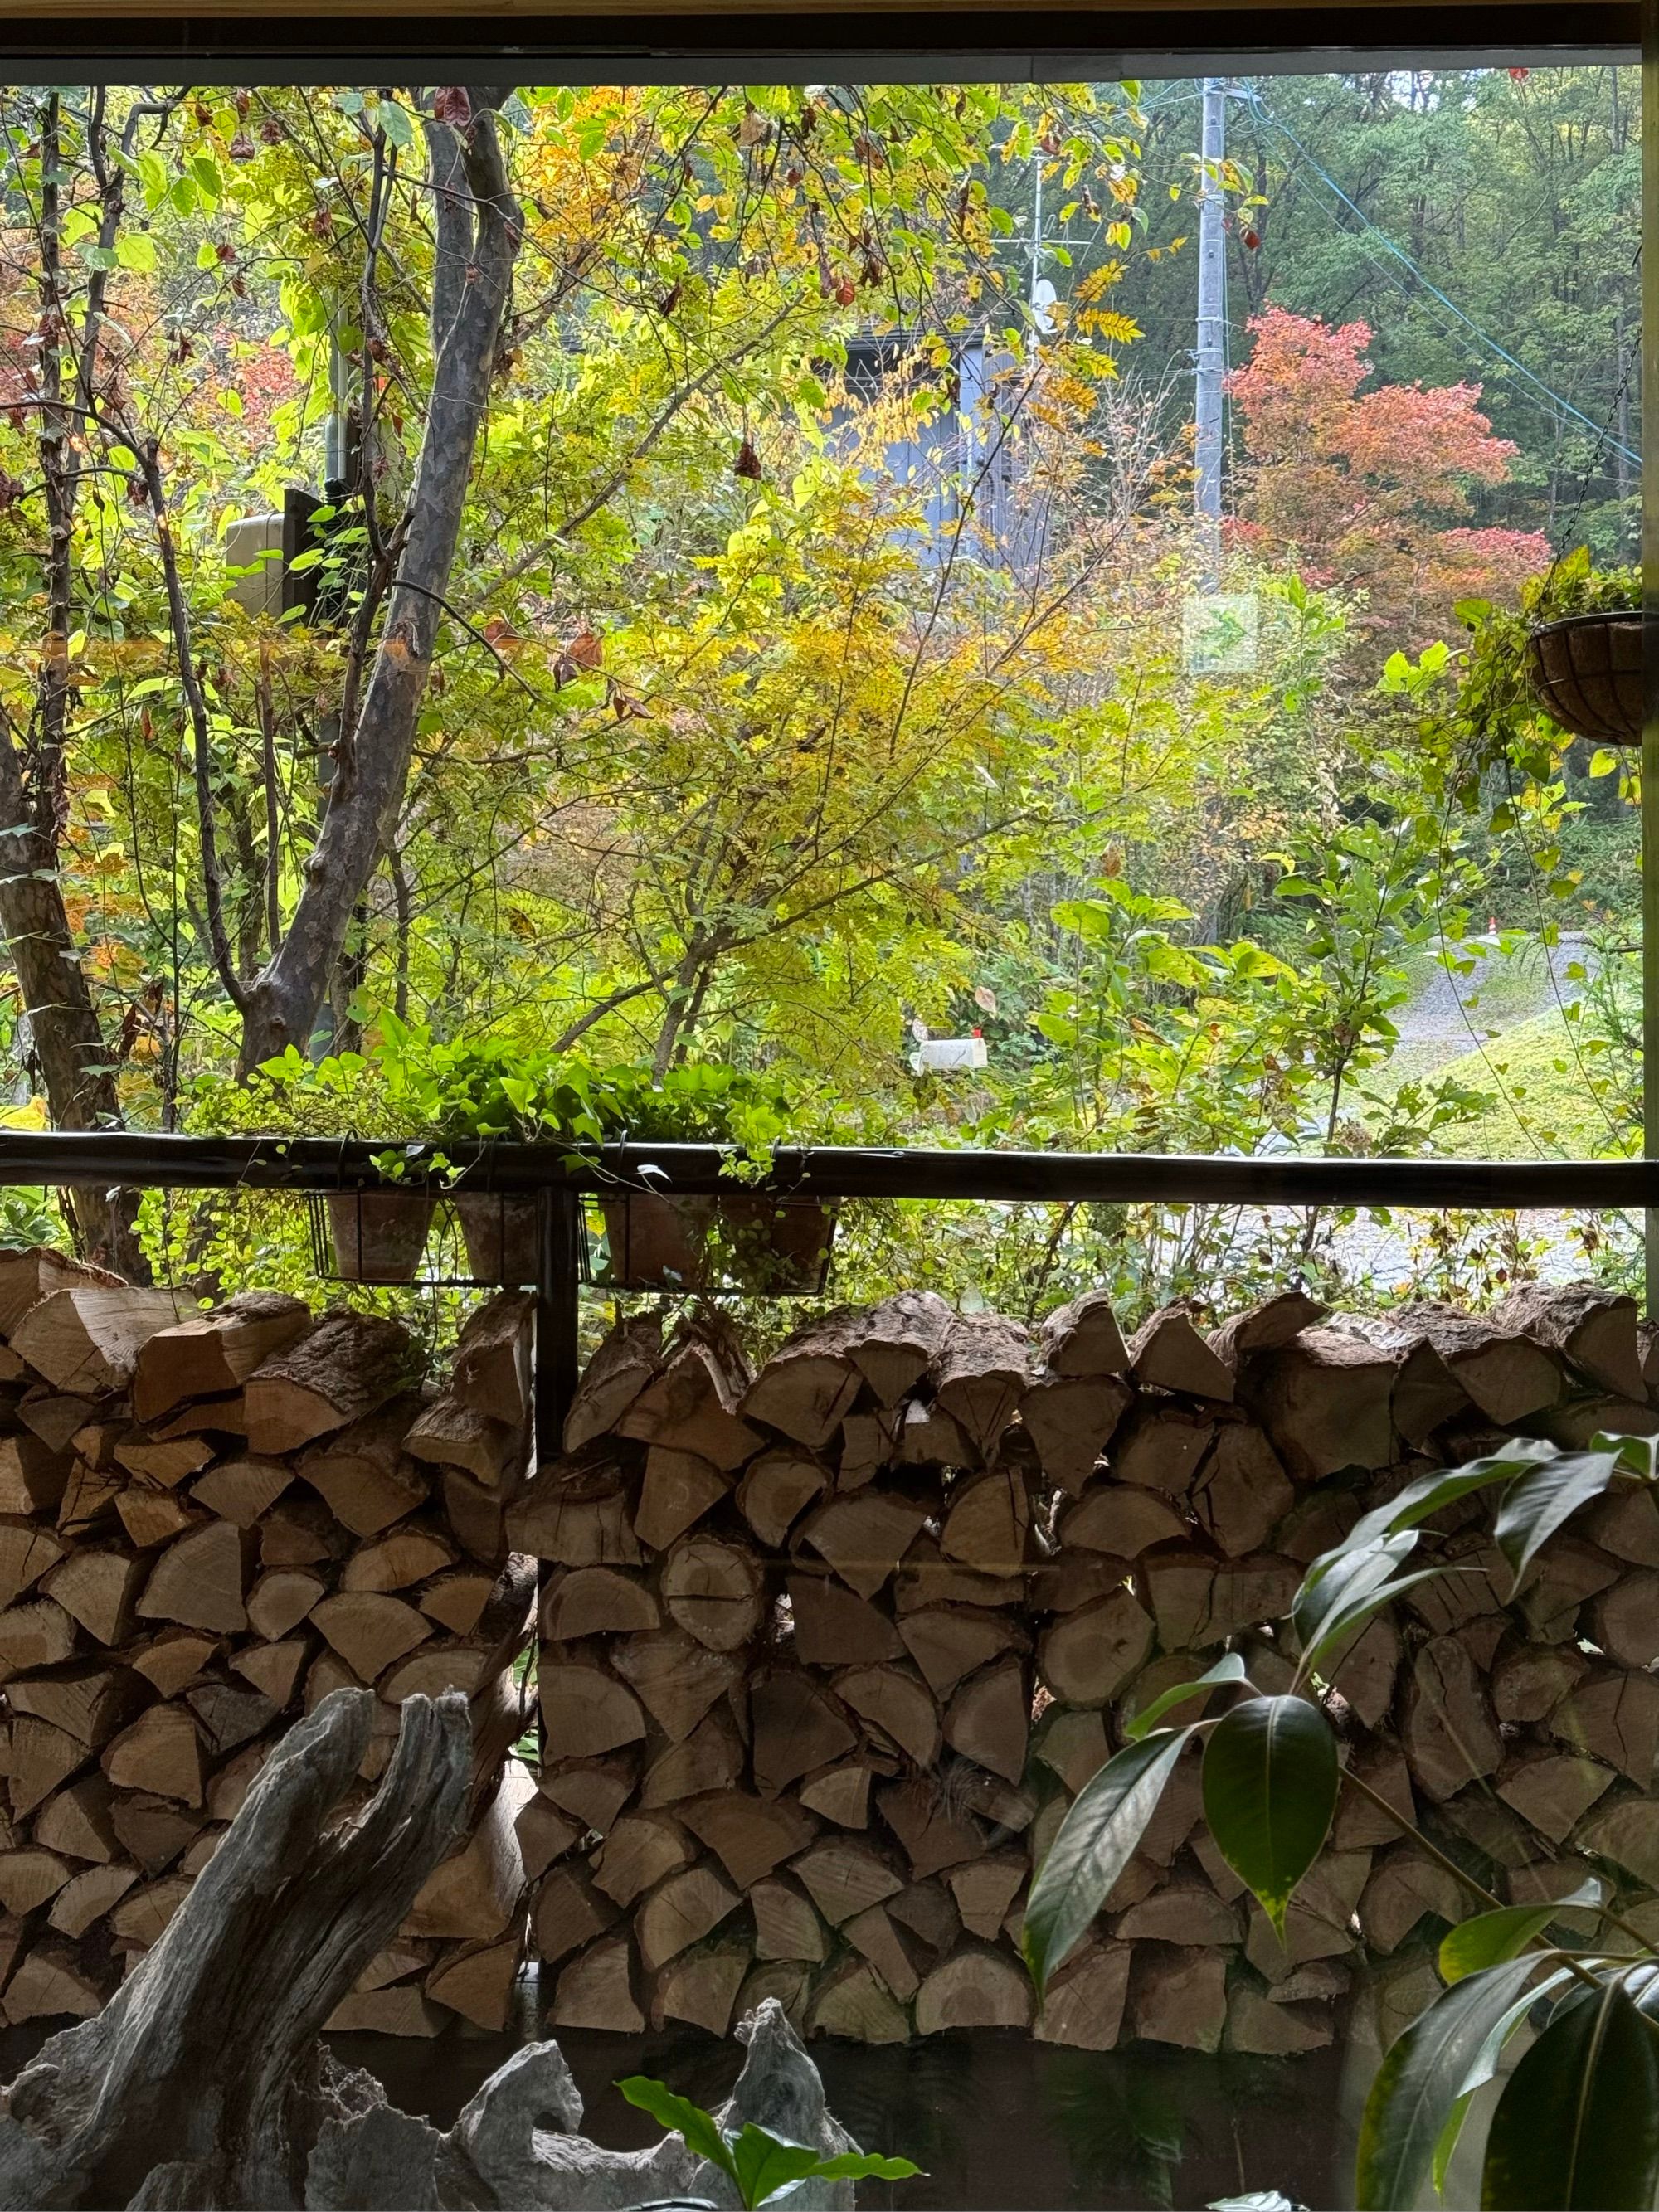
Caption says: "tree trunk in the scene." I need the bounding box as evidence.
[237,95,523,1071]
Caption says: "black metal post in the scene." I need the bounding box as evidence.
[532,1189,582,1772]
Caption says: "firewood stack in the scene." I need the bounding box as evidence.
[0,1251,537,2036]
[528,1279,1659,2055]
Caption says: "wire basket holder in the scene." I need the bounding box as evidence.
[306,1185,544,1290]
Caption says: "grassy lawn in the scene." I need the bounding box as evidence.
[1368,1007,1625,1159]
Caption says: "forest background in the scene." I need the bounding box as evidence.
[0,66,1642,1329]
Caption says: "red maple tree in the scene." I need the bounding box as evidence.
[1227,307,1548,645]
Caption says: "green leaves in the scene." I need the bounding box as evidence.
[1199,1696,1337,1936]
[1481,1982,1659,2210]
[616,2078,921,2210]
[1491,1450,1621,1593]
[1126,1653,1246,1741]
[1355,1957,1547,2210]
[1024,1726,1195,1991]
[1437,1898,1575,1984]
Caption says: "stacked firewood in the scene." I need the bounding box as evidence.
[0,1251,536,2035]
[528,1280,1659,2053]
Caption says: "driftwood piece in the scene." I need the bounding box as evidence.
[0,1687,469,2210]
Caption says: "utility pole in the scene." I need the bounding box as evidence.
[1194,76,1228,592]
[1642,0,1659,1315]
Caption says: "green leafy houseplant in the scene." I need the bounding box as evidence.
[1023,1427,1659,2212]
[617,2074,921,2209]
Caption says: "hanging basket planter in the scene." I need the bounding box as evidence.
[591,1189,836,1295]
[321,1190,435,1284]
[1525,610,1642,746]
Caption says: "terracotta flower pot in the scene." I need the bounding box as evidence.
[600,1192,717,1290]
[453,1193,541,1286]
[324,1190,434,1284]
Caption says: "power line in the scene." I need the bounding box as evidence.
[1245,86,1639,465]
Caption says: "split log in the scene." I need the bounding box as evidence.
[538,1663,646,1760]
[914,1942,1033,2033]
[791,1836,903,1925]
[0,1517,70,1604]
[562,1312,661,1452]
[231,1639,309,1712]
[259,1496,347,1571]
[1399,1303,1562,1422]
[424,1933,523,2032]
[898,1605,1020,1698]
[1129,1944,1228,2052]
[1588,1571,1659,1669]
[590,1812,694,1908]
[832,1662,941,1768]
[639,1711,744,1806]
[182,1680,275,1760]
[848,1290,957,1404]
[740,1312,864,1448]
[1496,1748,1615,1843]
[0,1247,124,1337]
[660,1535,763,1652]
[190,1455,293,1529]
[440,1469,508,1569]
[1515,1534,1620,1642]
[0,1845,72,1913]
[0,1432,71,1516]
[450,1291,535,1427]
[615,1329,761,1471]
[1127,1305,1234,1402]
[1141,1542,1219,1649]
[310,1593,432,1683]
[635,1862,741,1971]
[55,1462,121,1537]
[26,1393,100,1455]
[944,1656,1029,1783]
[514,1791,580,1883]
[1035,1939,1131,2049]
[341,1524,457,1593]
[1019,1375,1131,1495]
[1576,1796,1659,1888]
[1033,1707,1109,1794]
[802,1492,930,1600]
[133,1292,311,1423]
[1207,1290,1328,1369]
[541,1566,659,1641]
[1111,1405,1215,1497]
[1582,1484,1659,1567]
[1039,1588,1155,1706]
[1190,1424,1294,1557]
[507,1459,642,1568]
[0,1594,76,1676]
[323,1985,445,2036]
[138,1519,253,1635]
[9,1662,147,1748]
[805,1957,910,2043]
[751,1876,828,1962]
[879,1778,987,1879]
[244,1313,421,1456]
[608,1627,740,1743]
[789,1574,902,1666]
[419,1570,495,1637]
[51,1861,139,1939]
[1331,1744,1415,1851]
[1242,1328,1398,1478]
[1357,1845,1472,1954]
[246,1568,326,1643]
[843,1903,922,2001]
[11,1287,192,1395]
[1493,1282,1643,1398]
[118,1434,220,1491]
[1058,1482,1186,1558]
[36,1771,119,1863]
[1038,1291,1130,1379]
[102,1704,206,1807]
[940,1467,1029,1577]
[838,1411,897,1490]
[798,1762,873,1829]
[3,1945,102,2024]
[297,1398,428,1538]
[114,1487,198,1552]
[651,1937,751,2036]
[1550,1666,1659,1785]
[1321,1314,1468,1446]
[737,1450,827,1548]
[109,1873,193,1952]
[1401,1635,1502,1801]
[10,1717,90,1817]
[1491,1641,1588,1725]
[1117,1883,1243,1947]
[42,1548,144,1646]
[946,1853,1026,1942]
[896,1398,972,1468]
[634,1446,727,1552]
[551,1933,644,2032]
[893,1533,1021,1615]
[403,1394,523,1489]
[1225,1987,1332,2055]
[540,1758,636,1838]
[932,1315,1032,1458]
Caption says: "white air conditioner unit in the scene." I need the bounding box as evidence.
[225,512,284,615]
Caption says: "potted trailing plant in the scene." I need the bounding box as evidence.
[1519,550,1641,746]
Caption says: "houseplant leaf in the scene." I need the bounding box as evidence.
[1024,1725,1195,1991]
[1126,1653,1246,1741]
[1491,1451,1621,1594]
[1481,1980,1659,2210]
[615,2077,733,2182]
[1200,1694,1337,1934]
